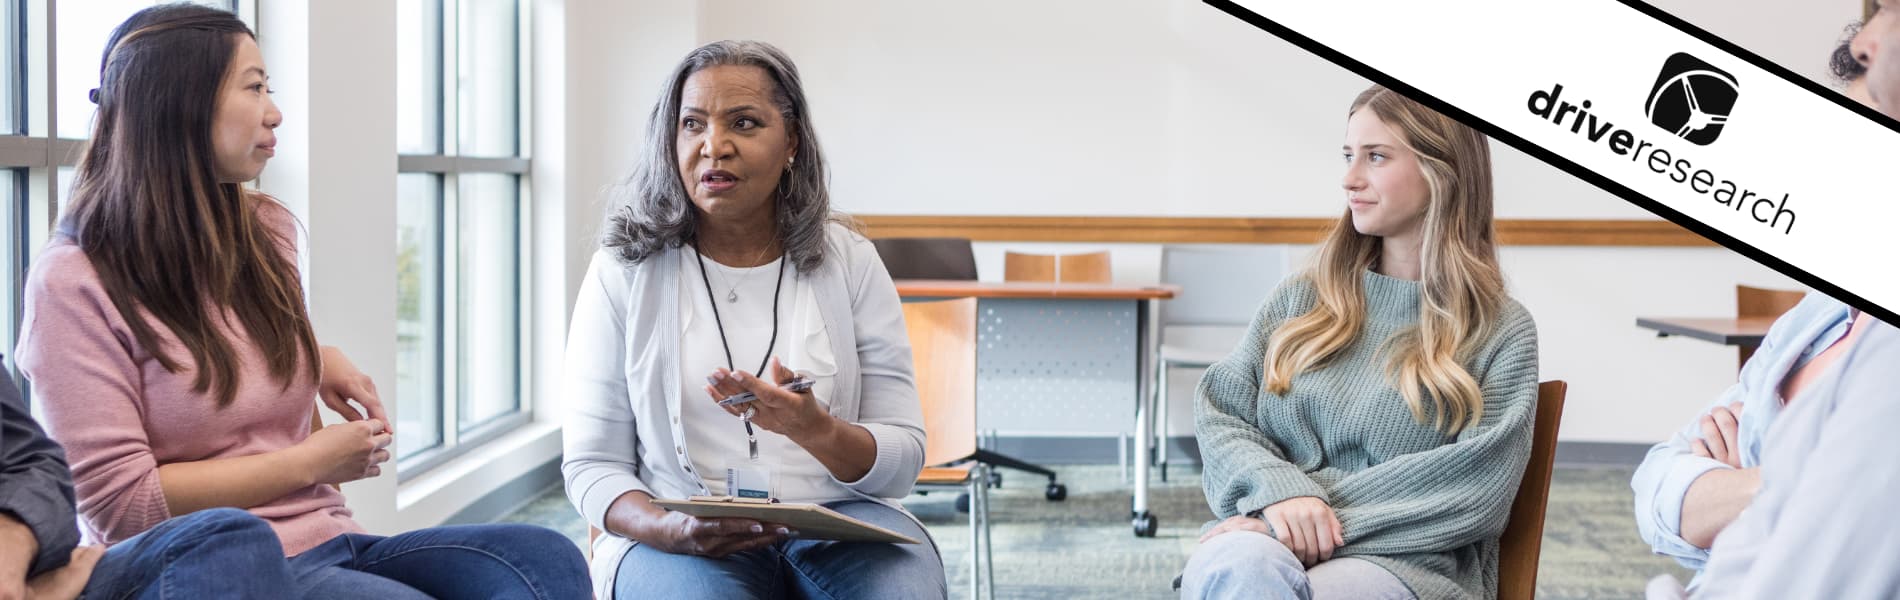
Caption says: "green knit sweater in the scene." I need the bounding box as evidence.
[1195,270,1540,600]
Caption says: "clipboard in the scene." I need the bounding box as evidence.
[651,496,920,544]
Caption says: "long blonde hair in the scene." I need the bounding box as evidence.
[1262,86,1507,435]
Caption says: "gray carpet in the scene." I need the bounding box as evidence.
[498,464,1691,599]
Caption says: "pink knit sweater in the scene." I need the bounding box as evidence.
[14,200,360,556]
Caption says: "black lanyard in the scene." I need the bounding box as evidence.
[691,243,785,460]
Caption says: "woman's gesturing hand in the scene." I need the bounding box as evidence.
[704,358,836,444]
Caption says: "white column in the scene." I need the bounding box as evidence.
[529,0,568,424]
[258,0,403,534]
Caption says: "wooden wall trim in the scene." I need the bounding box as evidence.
[854,215,1717,247]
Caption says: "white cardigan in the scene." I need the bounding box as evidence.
[561,223,926,594]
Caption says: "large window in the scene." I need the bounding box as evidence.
[2,0,253,397]
[395,0,529,473]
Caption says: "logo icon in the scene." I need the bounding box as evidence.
[1645,53,1739,146]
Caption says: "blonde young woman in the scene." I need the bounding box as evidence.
[1180,86,1540,600]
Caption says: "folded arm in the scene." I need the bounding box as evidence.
[1331,317,1539,556]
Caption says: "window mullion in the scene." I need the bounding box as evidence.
[512,0,526,159]
[236,0,257,33]
[440,0,458,157]
[439,172,460,446]
[7,168,23,391]
[434,0,458,449]
[31,0,46,140]
[513,172,527,419]
[6,0,25,135]
[511,0,530,422]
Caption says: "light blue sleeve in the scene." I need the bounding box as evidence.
[1701,322,1900,599]
[1629,388,1742,570]
[1628,294,1843,570]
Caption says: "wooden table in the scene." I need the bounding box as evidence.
[896,280,1179,537]
[1636,316,1779,368]
[894,280,1179,301]
[1634,317,1776,346]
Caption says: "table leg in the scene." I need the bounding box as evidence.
[1132,298,1159,537]
[1147,358,1162,480]
[969,466,982,600]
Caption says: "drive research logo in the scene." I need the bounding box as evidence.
[1644,52,1738,146]
[1525,52,1794,235]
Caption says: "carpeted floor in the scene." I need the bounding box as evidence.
[499,464,1691,599]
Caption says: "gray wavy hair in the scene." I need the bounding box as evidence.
[601,40,842,273]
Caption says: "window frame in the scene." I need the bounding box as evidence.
[394,0,532,478]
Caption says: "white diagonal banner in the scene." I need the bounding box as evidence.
[1215,0,1900,321]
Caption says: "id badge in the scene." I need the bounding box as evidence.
[726,463,775,500]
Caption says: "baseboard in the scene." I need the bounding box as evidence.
[983,435,1201,466]
[982,436,1651,468]
[440,456,564,526]
[1552,441,1651,467]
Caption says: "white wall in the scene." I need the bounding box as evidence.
[556,0,1854,445]
[558,0,700,307]
[698,0,1176,216]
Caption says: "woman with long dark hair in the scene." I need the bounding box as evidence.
[15,5,587,598]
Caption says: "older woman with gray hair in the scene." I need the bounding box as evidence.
[560,40,943,599]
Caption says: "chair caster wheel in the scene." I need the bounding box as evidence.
[1045,483,1067,501]
[1133,512,1158,537]
[956,493,971,513]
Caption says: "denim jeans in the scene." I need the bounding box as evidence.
[612,499,945,600]
[79,507,291,600]
[1180,531,1414,600]
[289,523,590,599]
